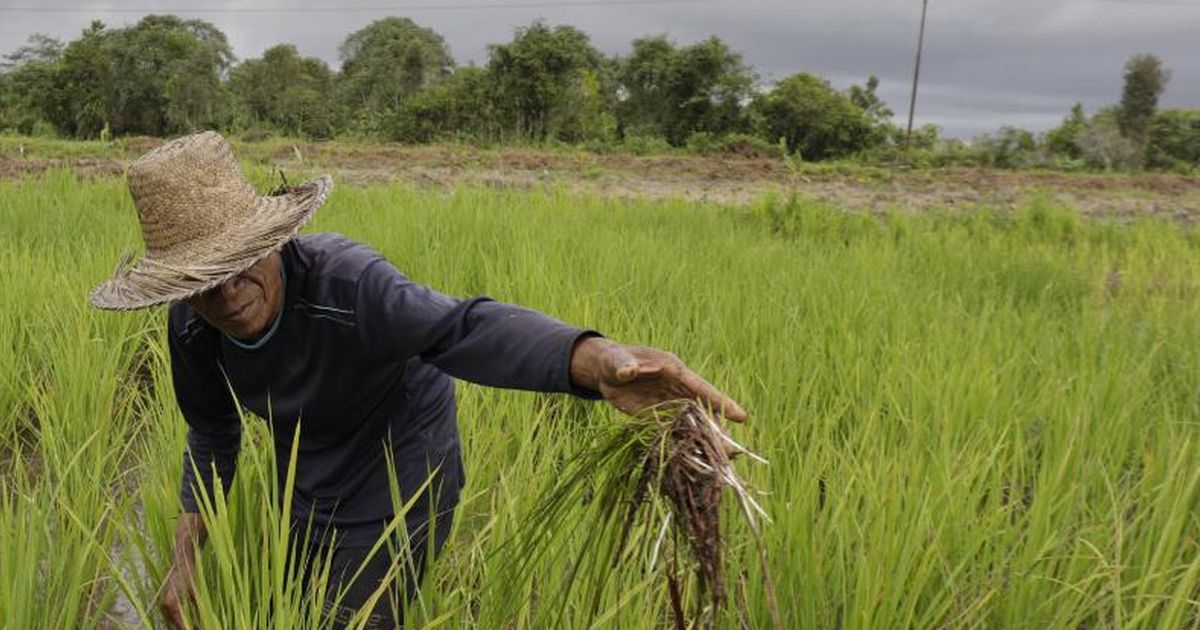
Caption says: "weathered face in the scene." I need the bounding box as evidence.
[185,252,284,340]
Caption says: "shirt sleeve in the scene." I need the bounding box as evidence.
[356,257,602,398]
[167,318,243,513]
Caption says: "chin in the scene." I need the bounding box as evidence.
[224,316,263,340]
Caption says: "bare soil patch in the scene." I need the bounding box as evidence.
[3,142,1198,220]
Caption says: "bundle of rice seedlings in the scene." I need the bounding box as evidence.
[494,401,780,629]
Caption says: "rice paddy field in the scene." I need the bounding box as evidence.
[5,166,1200,628]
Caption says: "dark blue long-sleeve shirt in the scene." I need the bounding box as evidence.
[167,233,598,546]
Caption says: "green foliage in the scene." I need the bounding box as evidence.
[1145,109,1200,172]
[229,44,338,139]
[1078,107,1142,171]
[47,21,111,137]
[846,74,896,147]
[614,35,675,139]
[615,131,675,155]
[973,126,1041,169]
[12,172,1200,626]
[107,15,230,136]
[750,72,874,160]
[846,75,893,124]
[0,35,64,135]
[1,33,62,69]
[385,66,499,143]
[563,67,619,144]
[1,14,1191,174]
[918,137,984,168]
[616,35,755,146]
[904,123,941,152]
[486,21,613,143]
[1044,103,1087,159]
[684,131,781,158]
[21,16,234,138]
[1118,53,1170,152]
[337,17,454,135]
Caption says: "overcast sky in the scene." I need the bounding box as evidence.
[1,0,1197,138]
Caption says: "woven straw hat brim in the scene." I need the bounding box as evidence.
[90,175,332,311]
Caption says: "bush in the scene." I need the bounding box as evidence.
[684,131,721,155]
[1145,109,1200,171]
[750,73,875,160]
[684,132,782,159]
[1077,113,1142,171]
[619,133,674,156]
[972,126,1041,169]
[717,133,782,159]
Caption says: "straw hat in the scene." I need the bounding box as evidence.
[90,131,332,310]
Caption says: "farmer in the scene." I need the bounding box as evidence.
[91,131,746,629]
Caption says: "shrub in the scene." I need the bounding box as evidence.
[750,73,875,160]
[684,132,782,159]
[619,133,674,156]
[1145,109,1200,171]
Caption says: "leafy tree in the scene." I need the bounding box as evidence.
[1145,109,1200,171]
[846,75,895,147]
[1044,103,1087,159]
[337,17,453,132]
[118,15,232,135]
[615,35,675,137]
[1117,53,1170,151]
[616,35,755,146]
[903,123,940,151]
[486,21,612,142]
[47,16,233,137]
[1078,107,1141,171]
[386,66,501,143]
[750,72,873,160]
[972,126,1039,169]
[668,37,754,144]
[846,75,893,124]
[0,34,64,134]
[230,44,337,138]
[46,21,113,137]
[2,33,63,69]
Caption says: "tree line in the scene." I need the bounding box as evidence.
[972,54,1198,173]
[0,14,1196,172]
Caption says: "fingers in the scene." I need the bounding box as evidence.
[678,368,748,422]
[167,608,186,630]
[159,563,196,630]
[161,594,186,630]
[602,344,746,421]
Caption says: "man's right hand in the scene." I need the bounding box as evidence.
[159,512,207,630]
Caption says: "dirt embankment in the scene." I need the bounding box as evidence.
[3,140,1198,220]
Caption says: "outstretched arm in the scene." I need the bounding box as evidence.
[357,257,746,419]
[568,336,747,421]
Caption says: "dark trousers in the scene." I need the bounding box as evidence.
[301,454,461,629]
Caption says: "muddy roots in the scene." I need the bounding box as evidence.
[500,401,778,629]
[621,402,776,628]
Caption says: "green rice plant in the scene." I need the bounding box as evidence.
[490,401,776,629]
[5,168,1200,628]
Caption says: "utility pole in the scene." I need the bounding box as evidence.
[904,0,930,162]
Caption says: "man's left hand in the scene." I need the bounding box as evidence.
[569,337,747,422]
